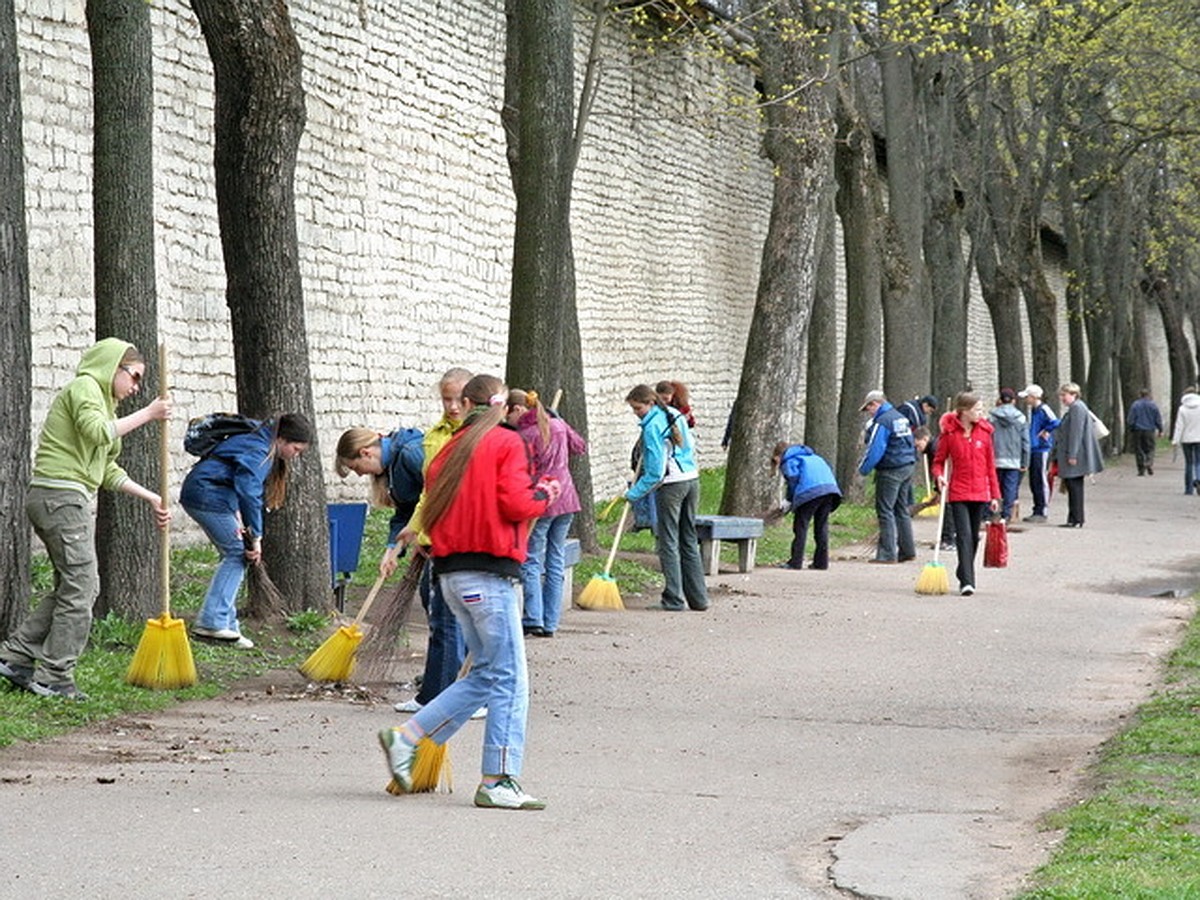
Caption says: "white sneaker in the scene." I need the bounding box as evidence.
[393,697,423,714]
[192,626,241,641]
[377,728,415,793]
[960,584,975,596]
[474,776,545,810]
[470,707,487,720]
[232,635,254,649]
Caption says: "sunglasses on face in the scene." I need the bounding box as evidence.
[119,365,143,386]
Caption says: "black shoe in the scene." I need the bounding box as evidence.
[0,658,35,691]
[523,625,547,637]
[1059,522,1081,528]
[30,681,88,701]
[776,562,803,570]
[1148,467,1154,475]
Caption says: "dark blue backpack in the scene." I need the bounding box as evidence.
[183,413,261,458]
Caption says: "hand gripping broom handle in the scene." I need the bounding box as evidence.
[352,544,402,626]
[158,343,171,618]
[932,460,950,565]
[602,501,631,578]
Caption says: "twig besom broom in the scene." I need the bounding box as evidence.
[914,462,951,596]
[127,344,198,689]
[299,546,400,683]
[576,501,629,610]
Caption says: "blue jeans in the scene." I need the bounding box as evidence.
[521,513,573,633]
[1184,443,1200,494]
[184,504,246,634]
[415,558,465,705]
[872,464,915,561]
[413,570,528,777]
[654,479,709,611]
[997,468,1021,520]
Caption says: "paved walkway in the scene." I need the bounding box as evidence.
[2,452,1198,898]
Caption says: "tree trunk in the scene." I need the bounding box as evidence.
[921,54,968,403]
[503,0,601,551]
[1149,277,1195,430]
[191,0,327,613]
[876,5,931,400]
[804,182,839,458]
[720,0,836,516]
[87,0,161,619]
[833,73,882,499]
[0,0,31,639]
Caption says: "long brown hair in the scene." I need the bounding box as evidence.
[264,412,313,511]
[420,375,507,532]
[627,383,682,446]
[334,427,392,508]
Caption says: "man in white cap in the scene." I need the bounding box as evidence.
[1018,384,1059,523]
[858,390,917,563]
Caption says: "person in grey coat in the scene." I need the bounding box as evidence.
[1052,382,1103,527]
[988,388,1030,521]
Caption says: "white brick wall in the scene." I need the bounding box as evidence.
[17,0,1154,545]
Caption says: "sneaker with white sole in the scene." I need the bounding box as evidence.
[393,697,423,714]
[378,727,415,793]
[0,658,36,691]
[960,584,975,596]
[192,626,240,641]
[474,776,546,810]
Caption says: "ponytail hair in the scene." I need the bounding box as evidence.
[523,389,551,448]
[334,427,392,509]
[421,374,507,533]
[627,383,681,446]
[264,412,313,510]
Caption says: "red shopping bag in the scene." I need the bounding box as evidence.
[983,518,1008,568]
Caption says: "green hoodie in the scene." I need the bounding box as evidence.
[30,337,132,498]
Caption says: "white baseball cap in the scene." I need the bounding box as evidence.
[1017,384,1043,399]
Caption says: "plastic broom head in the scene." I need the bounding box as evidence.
[914,561,950,595]
[576,572,625,610]
[386,736,452,795]
[126,614,198,689]
[299,623,364,682]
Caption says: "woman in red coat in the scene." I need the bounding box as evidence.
[931,392,1001,596]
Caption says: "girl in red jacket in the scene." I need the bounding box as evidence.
[378,374,560,811]
[931,392,1001,596]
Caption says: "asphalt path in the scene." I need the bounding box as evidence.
[2,451,1197,899]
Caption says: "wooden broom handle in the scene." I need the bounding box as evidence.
[158,343,171,617]
[352,544,401,625]
[932,460,950,564]
[602,502,631,577]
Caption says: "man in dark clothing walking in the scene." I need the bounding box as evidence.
[1127,389,1164,476]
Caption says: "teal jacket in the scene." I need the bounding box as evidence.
[627,405,699,502]
[30,338,132,498]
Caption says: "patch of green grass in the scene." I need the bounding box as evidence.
[1018,596,1200,898]
[286,608,333,635]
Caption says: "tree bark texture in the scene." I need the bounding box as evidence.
[875,10,931,401]
[721,0,835,515]
[804,182,839,458]
[87,0,162,619]
[833,74,882,499]
[191,0,327,612]
[0,0,31,639]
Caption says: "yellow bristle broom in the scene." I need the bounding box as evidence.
[917,455,939,517]
[577,500,629,610]
[299,546,399,682]
[127,344,197,689]
[915,462,951,595]
[384,651,473,795]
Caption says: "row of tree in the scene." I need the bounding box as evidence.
[3,0,1198,635]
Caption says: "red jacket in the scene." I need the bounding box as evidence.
[931,412,1001,503]
[427,422,551,578]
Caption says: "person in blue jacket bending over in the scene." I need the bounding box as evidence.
[774,442,842,570]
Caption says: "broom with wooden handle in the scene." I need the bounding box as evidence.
[127,344,198,689]
[915,462,951,595]
[576,501,629,610]
[299,545,401,682]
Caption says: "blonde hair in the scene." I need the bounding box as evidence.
[334,428,392,509]
[523,390,552,448]
[420,375,507,533]
[1059,382,1081,397]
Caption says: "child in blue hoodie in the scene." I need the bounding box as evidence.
[773,442,842,570]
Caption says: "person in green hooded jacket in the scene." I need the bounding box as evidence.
[0,338,171,700]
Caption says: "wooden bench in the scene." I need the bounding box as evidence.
[695,515,764,575]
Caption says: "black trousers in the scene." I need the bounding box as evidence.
[948,500,987,590]
[1062,476,1085,525]
[1131,430,1156,474]
[790,495,837,569]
